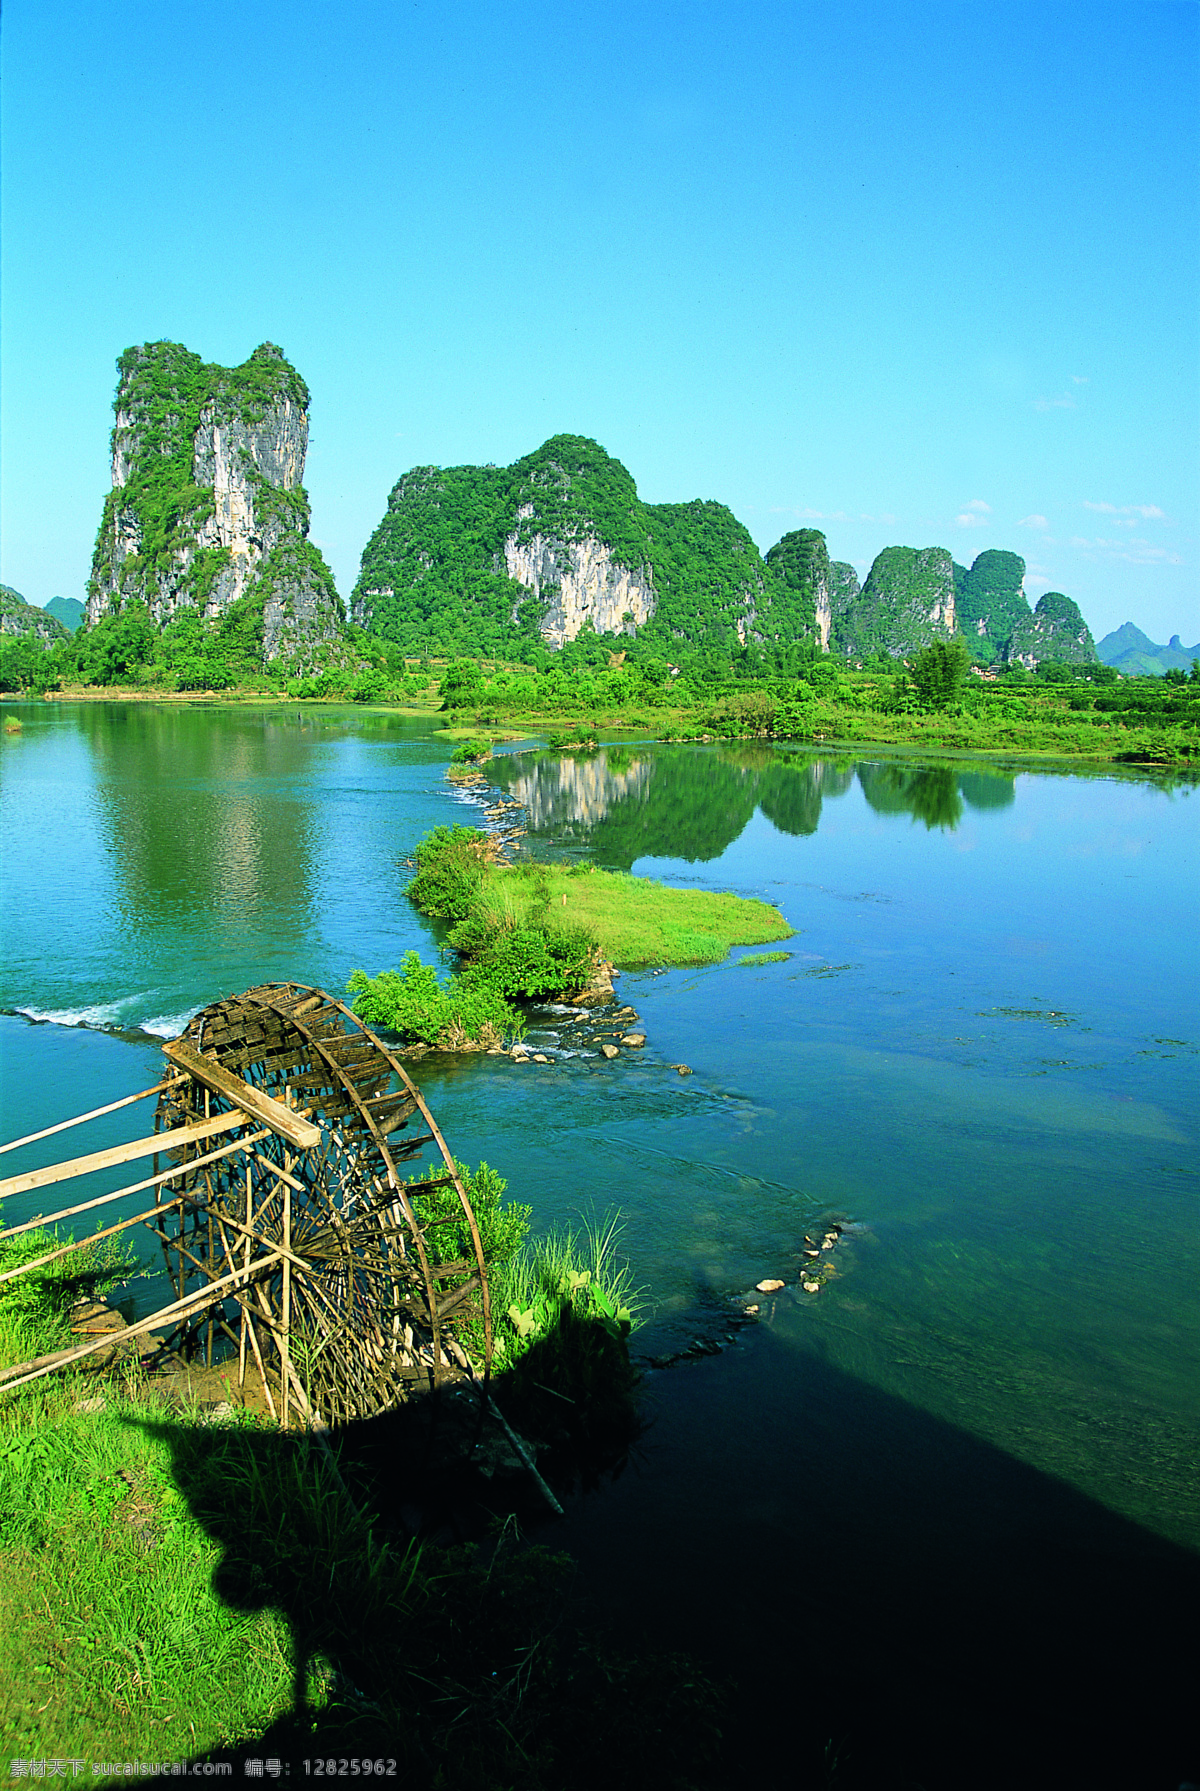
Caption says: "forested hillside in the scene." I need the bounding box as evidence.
[352,435,821,669]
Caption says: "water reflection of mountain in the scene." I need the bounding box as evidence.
[489,746,1015,866]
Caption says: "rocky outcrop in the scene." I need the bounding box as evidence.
[87,341,342,660]
[830,546,956,658]
[1,586,69,647]
[504,517,656,649]
[1006,593,1098,668]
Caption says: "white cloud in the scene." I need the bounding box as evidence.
[964,498,991,513]
[1070,535,1184,566]
[1025,573,1053,588]
[1082,501,1166,519]
[955,512,990,528]
[1034,394,1077,411]
[1070,375,1089,385]
[1017,514,1049,529]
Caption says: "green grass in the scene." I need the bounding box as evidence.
[492,1210,645,1365]
[488,861,792,966]
[0,1229,725,1787]
[737,951,793,967]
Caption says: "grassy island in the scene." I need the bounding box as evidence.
[348,826,791,1052]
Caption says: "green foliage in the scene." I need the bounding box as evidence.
[738,951,792,966]
[1,587,69,648]
[449,736,493,763]
[440,659,486,709]
[833,546,957,658]
[407,824,489,919]
[346,955,522,1050]
[1008,592,1098,668]
[957,550,1031,662]
[492,1211,644,1368]
[910,637,972,709]
[0,633,61,694]
[457,918,599,999]
[407,1159,533,1280]
[0,1228,141,1369]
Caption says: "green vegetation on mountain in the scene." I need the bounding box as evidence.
[353,434,818,670]
[86,340,344,666]
[763,529,826,634]
[44,597,86,632]
[1008,591,1097,667]
[831,545,957,657]
[956,550,1033,664]
[1,586,69,646]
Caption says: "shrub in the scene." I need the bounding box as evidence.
[346,954,522,1049]
[406,825,490,919]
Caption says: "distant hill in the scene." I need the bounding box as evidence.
[0,585,69,647]
[1096,622,1200,677]
[827,547,1097,668]
[44,596,85,633]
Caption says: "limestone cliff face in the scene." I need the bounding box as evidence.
[87,341,341,659]
[504,510,656,649]
[831,546,956,658]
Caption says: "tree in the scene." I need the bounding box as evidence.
[439,660,485,710]
[910,638,970,709]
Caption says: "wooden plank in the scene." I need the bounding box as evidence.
[163,1039,321,1149]
[0,1125,271,1245]
[0,1079,177,1157]
[0,1109,247,1202]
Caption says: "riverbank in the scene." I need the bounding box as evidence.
[13,669,1197,766]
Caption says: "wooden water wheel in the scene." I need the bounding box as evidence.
[0,983,492,1426]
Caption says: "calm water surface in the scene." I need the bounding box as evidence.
[2,705,1197,1567]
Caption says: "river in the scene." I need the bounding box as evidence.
[2,702,1197,1785]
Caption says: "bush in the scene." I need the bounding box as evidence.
[457,920,598,999]
[910,638,971,709]
[406,825,490,919]
[347,954,522,1049]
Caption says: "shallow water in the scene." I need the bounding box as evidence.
[1,707,1197,1565]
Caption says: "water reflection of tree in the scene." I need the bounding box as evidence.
[959,771,1016,811]
[491,746,863,864]
[857,763,964,830]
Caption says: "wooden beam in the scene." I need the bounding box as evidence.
[0,1079,179,1157]
[0,1126,271,1246]
[162,1039,322,1150]
[0,1110,246,1202]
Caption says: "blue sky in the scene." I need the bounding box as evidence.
[2,0,1197,644]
